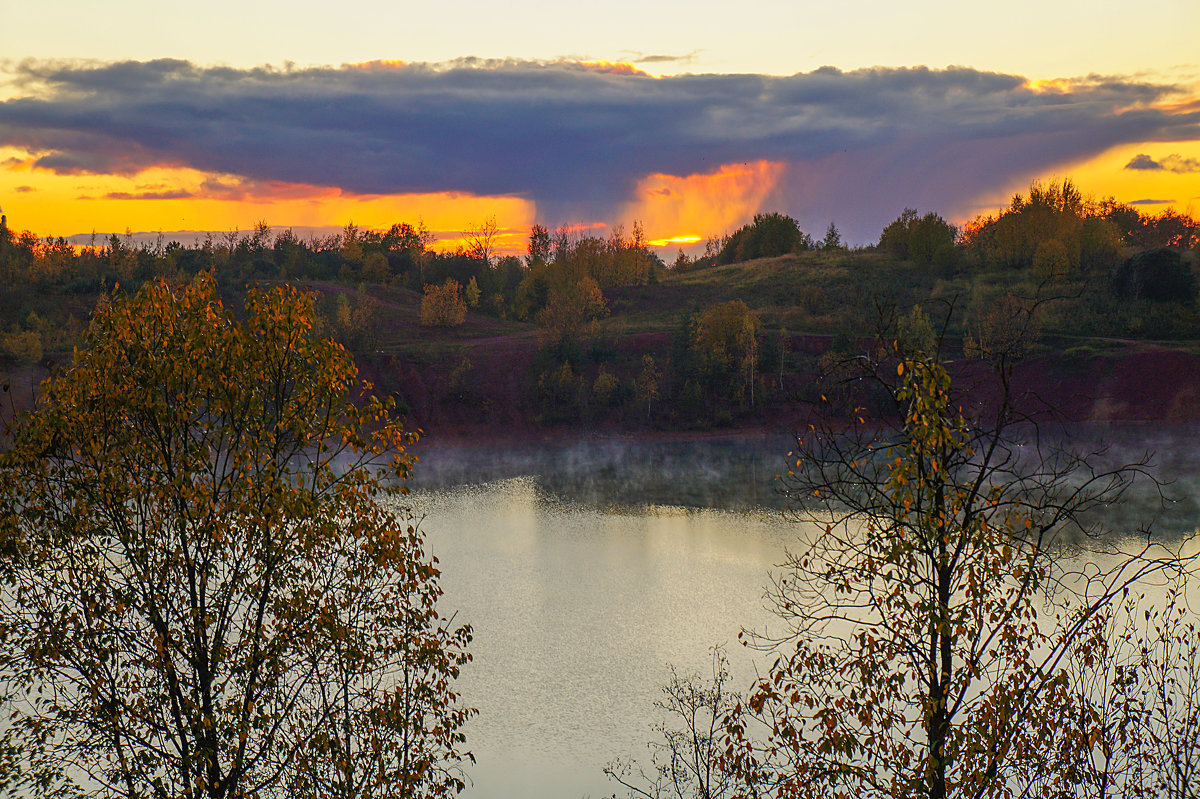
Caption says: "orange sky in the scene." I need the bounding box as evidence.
[3,137,1199,251]
[0,151,538,252]
[957,141,1200,223]
[0,149,797,253]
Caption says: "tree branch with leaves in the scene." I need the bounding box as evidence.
[726,309,1188,799]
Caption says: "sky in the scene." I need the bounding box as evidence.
[1,0,1198,251]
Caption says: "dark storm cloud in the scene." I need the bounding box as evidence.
[2,59,1197,238]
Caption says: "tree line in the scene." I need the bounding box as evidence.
[2,180,1199,435]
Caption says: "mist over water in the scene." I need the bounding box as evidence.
[412,434,797,512]
[412,426,1200,533]
[408,426,1200,798]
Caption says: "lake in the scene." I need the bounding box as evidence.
[408,430,1200,799]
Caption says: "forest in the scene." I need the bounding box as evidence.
[2,179,1199,437]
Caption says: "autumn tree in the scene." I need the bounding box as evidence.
[1098,201,1199,250]
[0,275,473,799]
[340,222,365,265]
[536,261,608,342]
[329,291,382,352]
[420,278,468,327]
[537,275,606,340]
[727,319,1182,799]
[693,300,760,406]
[879,209,957,265]
[464,276,481,308]
[718,213,811,265]
[636,355,661,421]
[526,224,552,268]
[962,179,1122,273]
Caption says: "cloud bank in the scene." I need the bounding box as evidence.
[2,58,1197,240]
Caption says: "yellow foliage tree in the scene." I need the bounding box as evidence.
[728,338,1180,799]
[695,300,759,404]
[537,273,607,341]
[0,275,473,799]
[420,278,468,327]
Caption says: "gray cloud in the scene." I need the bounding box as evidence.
[99,189,196,200]
[1129,198,1175,205]
[630,51,701,65]
[2,59,1197,241]
[1126,153,1162,170]
[1158,154,1200,173]
[1125,152,1200,173]
[13,185,35,193]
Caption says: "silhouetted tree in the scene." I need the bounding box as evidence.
[821,222,843,250]
[527,224,552,268]
[718,213,811,264]
[1114,248,1198,305]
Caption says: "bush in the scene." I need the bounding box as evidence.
[420,278,468,326]
[879,209,957,264]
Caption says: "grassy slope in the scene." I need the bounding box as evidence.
[603,251,918,335]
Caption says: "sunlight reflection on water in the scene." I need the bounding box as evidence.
[407,428,1200,798]
[412,477,802,799]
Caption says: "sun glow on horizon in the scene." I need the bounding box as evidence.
[647,235,703,247]
[621,160,786,249]
[6,134,1199,261]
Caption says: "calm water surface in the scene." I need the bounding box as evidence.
[408,431,1200,799]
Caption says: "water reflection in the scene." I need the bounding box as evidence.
[412,477,801,799]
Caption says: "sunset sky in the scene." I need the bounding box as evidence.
[1,0,1198,251]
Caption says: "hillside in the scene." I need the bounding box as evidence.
[318,249,1200,439]
[3,205,1200,439]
